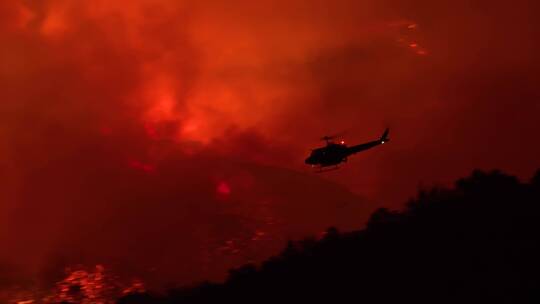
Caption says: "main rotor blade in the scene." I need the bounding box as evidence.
[320,130,348,141]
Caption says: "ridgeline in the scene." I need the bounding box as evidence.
[119,169,540,304]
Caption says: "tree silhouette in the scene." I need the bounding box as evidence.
[118,169,540,304]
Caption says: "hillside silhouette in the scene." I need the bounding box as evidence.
[118,169,540,304]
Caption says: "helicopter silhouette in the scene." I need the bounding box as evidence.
[305,128,389,172]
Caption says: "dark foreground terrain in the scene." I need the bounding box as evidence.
[118,169,540,304]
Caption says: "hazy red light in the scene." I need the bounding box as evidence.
[216,181,231,196]
[128,160,156,173]
[144,123,159,140]
[100,126,113,136]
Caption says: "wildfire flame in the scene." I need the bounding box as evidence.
[9,265,145,304]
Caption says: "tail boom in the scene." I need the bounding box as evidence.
[347,128,390,155]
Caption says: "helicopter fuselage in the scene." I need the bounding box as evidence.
[305,143,350,167]
[305,128,389,169]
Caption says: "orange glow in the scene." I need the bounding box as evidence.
[179,117,207,142]
[143,77,178,124]
[40,5,69,37]
[13,2,34,29]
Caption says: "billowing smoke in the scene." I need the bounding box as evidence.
[0,0,375,294]
[1,0,539,299]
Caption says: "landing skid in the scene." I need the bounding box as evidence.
[314,165,340,173]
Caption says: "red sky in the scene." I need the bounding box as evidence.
[1,0,539,295]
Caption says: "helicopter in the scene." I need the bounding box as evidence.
[305,128,389,172]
